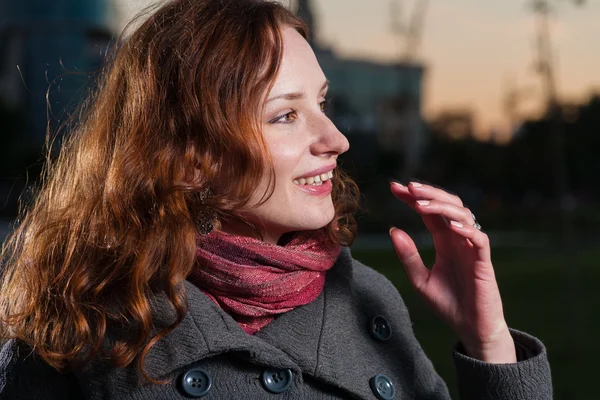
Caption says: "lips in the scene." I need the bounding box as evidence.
[294,178,333,196]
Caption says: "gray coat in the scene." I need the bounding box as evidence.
[0,247,552,399]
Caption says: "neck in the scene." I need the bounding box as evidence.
[219,219,284,245]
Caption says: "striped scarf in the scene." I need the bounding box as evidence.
[189,229,341,334]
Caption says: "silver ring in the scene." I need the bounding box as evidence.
[470,211,482,231]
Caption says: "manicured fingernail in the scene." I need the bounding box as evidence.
[410,182,422,188]
[389,227,397,235]
[388,178,404,186]
[391,182,404,188]
[416,200,430,206]
[450,221,463,228]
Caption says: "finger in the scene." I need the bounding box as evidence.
[414,200,475,226]
[389,227,430,291]
[448,221,491,262]
[390,182,447,233]
[407,182,464,207]
[390,182,416,206]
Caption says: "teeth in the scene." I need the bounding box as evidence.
[293,169,335,186]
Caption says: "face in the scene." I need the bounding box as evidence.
[225,26,349,244]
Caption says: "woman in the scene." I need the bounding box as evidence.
[0,0,551,399]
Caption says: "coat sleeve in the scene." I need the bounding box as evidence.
[405,286,553,400]
[452,329,553,400]
[0,339,83,400]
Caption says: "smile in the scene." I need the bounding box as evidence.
[293,170,334,186]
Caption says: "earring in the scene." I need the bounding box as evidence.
[196,215,214,235]
[195,187,214,235]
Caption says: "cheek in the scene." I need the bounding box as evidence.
[268,139,305,179]
[245,142,299,207]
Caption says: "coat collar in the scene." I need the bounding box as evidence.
[141,249,356,379]
[75,247,410,399]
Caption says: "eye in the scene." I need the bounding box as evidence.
[320,97,331,113]
[269,110,298,124]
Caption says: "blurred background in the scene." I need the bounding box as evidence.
[0,0,598,398]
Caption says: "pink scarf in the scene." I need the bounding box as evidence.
[189,229,341,334]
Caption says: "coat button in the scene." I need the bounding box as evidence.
[370,374,396,400]
[179,368,212,397]
[261,368,293,394]
[369,315,392,341]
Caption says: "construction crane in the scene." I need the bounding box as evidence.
[530,0,585,108]
[390,0,429,62]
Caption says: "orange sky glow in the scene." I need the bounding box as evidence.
[313,0,600,141]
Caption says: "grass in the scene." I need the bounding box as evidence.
[350,244,599,400]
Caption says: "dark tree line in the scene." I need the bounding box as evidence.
[421,94,600,206]
[1,94,599,227]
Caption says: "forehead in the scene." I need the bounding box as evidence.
[270,26,326,91]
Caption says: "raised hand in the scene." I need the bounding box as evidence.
[389,181,516,364]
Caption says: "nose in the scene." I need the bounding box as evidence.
[310,113,350,156]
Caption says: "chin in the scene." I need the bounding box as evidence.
[298,209,335,231]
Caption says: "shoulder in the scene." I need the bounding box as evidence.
[338,247,406,298]
[351,254,399,292]
[0,339,82,399]
[336,247,411,320]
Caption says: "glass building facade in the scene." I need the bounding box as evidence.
[0,0,112,143]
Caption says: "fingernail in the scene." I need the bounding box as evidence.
[410,182,423,188]
[389,227,397,235]
[388,178,404,186]
[416,200,430,206]
[450,221,463,228]
[391,182,404,188]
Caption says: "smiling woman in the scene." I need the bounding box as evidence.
[0,0,551,399]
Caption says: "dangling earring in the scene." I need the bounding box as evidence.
[195,187,214,235]
[196,216,214,235]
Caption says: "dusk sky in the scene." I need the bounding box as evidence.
[113,0,600,140]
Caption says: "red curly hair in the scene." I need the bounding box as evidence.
[0,0,359,383]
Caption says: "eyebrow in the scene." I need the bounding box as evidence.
[265,80,330,104]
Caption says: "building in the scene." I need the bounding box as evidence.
[0,0,113,144]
